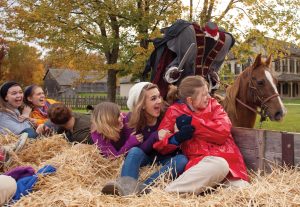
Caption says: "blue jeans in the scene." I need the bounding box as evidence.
[121,147,188,186]
[21,128,38,138]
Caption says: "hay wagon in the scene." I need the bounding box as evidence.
[232,127,300,172]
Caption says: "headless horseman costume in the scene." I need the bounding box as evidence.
[142,19,235,98]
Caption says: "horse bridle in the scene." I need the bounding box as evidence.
[236,68,279,124]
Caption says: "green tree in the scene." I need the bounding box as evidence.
[3,0,183,101]
[0,38,9,80]
[118,0,183,79]
[44,49,105,75]
[192,0,300,62]
[1,41,44,86]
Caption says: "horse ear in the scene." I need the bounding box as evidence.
[265,55,272,67]
[252,54,262,69]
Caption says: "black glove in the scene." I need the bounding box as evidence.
[176,114,192,130]
[174,125,195,143]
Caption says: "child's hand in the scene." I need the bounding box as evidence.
[131,132,144,143]
[36,124,51,135]
[158,129,172,140]
[22,105,32,118]
[36,124,45,134]
[174,123,179,132]
[136,133,144,143]
[176,114,192,130]
[174,125,195,143]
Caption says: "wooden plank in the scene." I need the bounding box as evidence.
[237,148,259,171]
[231,127,261,171]
[282,133,295,166]
[231,127,260,149]
[231,127,300,171]
[257,130,266,171]
[263,130,282,171]
[293,133,300,167]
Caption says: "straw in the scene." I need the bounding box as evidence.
[0,134,299,206]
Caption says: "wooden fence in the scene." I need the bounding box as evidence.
[232,127,300,172]
[55,95,128,110]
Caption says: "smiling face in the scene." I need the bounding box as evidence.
[5,85,24,109]
[144,88,162,119]
[27,86,46,107]
[189,85,211,111]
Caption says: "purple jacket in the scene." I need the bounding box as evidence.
[92,113,159,158]
[126,113,160,155]
[92,113,140,158]
[137,124,159,155]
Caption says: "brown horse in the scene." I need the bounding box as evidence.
[222,54,286,128]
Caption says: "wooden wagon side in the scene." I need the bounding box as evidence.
[231,127,300,172]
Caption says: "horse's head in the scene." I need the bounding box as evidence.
[248,54,287,121]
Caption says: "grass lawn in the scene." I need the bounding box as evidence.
[283,98,300,104]
[254,104,300,133]
[76,92,107,97]
[73,109,89,113]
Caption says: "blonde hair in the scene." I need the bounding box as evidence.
[91,102,121,142]
[128,83,159,132]
[167,76,208,104]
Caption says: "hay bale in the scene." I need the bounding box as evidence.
[0,133,18,145]
[4,135,70,171]
[2,135,300,206]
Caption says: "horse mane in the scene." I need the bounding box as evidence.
[223,66,251,119]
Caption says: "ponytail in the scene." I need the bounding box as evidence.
[166,85,179,105]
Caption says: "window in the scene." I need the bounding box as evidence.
[274,60,280,72]
[282,59,287,72]
[234,63,240,75]
[283,83,289,95]
[290,58,295,73]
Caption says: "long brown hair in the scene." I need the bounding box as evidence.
[92,102,121,142]
[128,83,160,132]
[167,76,208,104]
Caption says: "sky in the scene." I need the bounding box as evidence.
[181,0,233,17]
[180,0,254,40]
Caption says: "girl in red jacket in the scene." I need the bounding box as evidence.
[154,76,249,194]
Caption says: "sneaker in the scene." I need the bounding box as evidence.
[139,183,151,195]
[102,180,123,196]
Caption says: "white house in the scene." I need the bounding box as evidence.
[119,76,139,97]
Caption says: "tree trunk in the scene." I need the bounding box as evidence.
[137,0,149,49]
[190,0,193,21]
[140,38,149,49]
[102,14,120,103]
[107,68,117,102]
